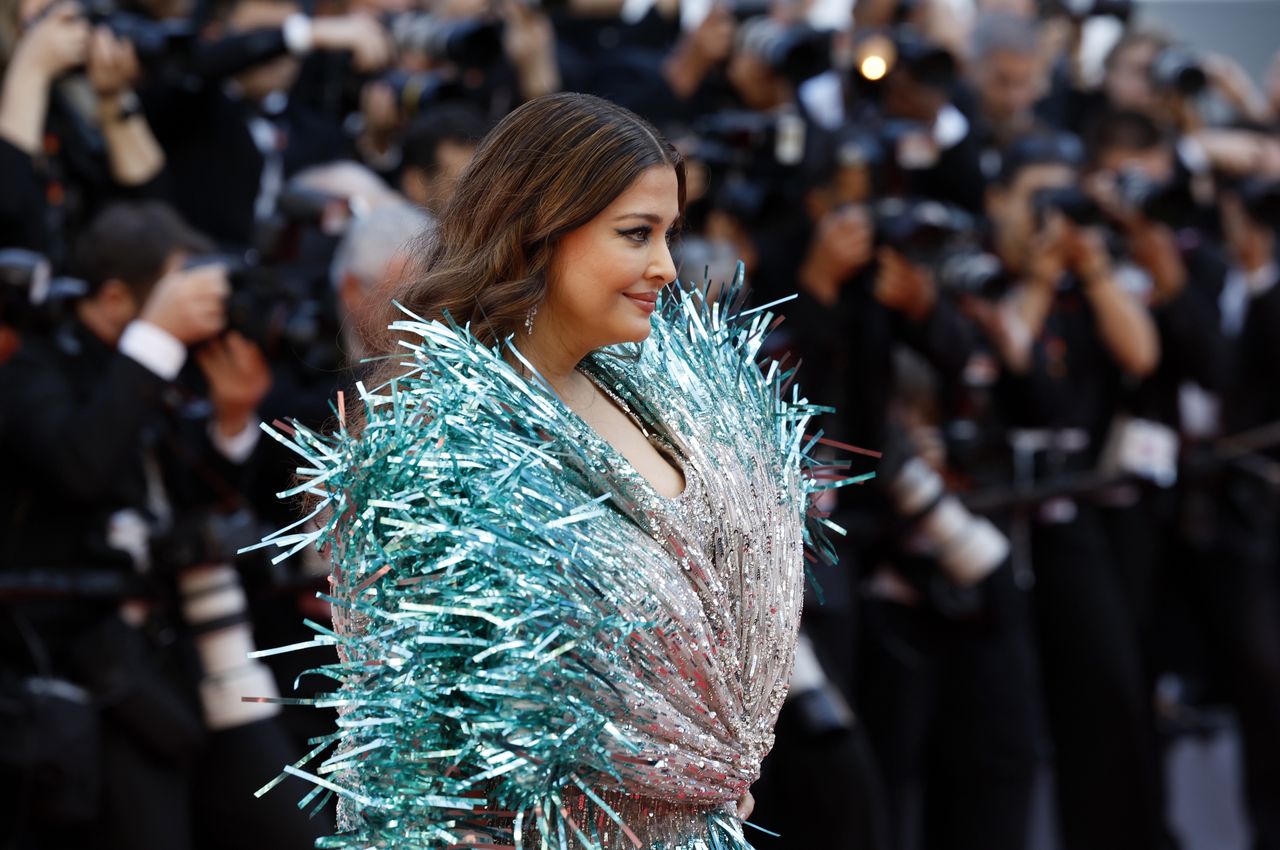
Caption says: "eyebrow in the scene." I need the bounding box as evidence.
[612,213,667,224]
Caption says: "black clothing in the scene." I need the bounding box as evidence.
[1211,279,1280,846]
[0,320,247,585]
[0,92,166,269]
[992,275,1163,850]
[858,563,1042,850]
[142,84,351,248]
[998,277,1126,456]
[787,268,976,459]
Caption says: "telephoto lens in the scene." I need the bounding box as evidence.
[178,565,282,730]
[888,456,1009,588]
[1150,45,1208,96]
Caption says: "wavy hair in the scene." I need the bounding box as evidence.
[355,93,686,410]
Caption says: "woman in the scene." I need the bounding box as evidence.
[251,92,844,849]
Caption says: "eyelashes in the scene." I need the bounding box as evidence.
[618,227,679,245]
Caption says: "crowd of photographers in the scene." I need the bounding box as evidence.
[2,0,1280,846]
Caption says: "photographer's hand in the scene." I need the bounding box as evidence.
[311,14,393,73]
[797,205,873,306]
[140,265,230,346]
[1127,218,1186,305]
[1063,224,1112,288]
[88,26,165,186]
[1068,225,1161,377]
[499,0,560,101]
[87,25,139,99]
[1204,52,1272,126]
[662,5,734,100]
[874,246,937,322]
[999,214,1067,370]
[196,331,272,439]
[12,1,89,80]
[0,1,89,154]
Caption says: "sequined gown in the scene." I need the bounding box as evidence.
[251,278,839,850]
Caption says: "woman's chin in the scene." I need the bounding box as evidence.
[601,318,653,347]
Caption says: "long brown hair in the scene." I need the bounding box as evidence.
[354,93,686,418]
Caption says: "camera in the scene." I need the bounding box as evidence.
[1150,45,1207,96]
[1046,0,1133,20]
[1115,169,1201,230]
[852,27,956,92]
[1239,179,1280,230]
[388,13,505,69]
[182,188,355,363]
[150,509,266,574]
[872,197,974,267]
[1031,186,1108,230]
[737,18,834,84]
[888,455,1009,588]
[936,249,1009,299]
[692,110,809,225]
[0,249,88,334]
[80,0,197,84]
[378,70,468,118]
[183,251,330,360]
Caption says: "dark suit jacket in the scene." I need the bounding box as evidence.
[142,83,352,248]
[0,320,253,638]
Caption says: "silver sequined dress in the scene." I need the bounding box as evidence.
[494,346,807,849]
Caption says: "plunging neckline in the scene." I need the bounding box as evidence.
[575,363,690,503]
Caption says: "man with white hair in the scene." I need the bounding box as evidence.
[330,201,432,364]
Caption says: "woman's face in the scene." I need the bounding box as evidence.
[541,165,680,353]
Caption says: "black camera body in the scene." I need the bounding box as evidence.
[693,110,809,225]
[936,249,1009,299]
[872,197,974,267]
[852,26,957,94]
[388,13,505,69]
[1031,186,1108,230]
[739,19,834,85]
[378,70,468,118]
[80,0,196,83]
[0,249,89,335]
[1047,0,1133,20]
[1115,170,1202,230]
[1150,45,1207,96]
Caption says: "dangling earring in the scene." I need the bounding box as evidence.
[524,303,538,334]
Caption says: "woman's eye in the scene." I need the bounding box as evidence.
[620,227,651,243]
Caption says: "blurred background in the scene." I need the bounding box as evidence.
[2,0,1280,848]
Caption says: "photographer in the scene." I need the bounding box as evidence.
[779,122,1042,850]
[1204,178,1280,848]
[141,0,392,247]
[350,0,558,172]
[0,201,272,849]
[982,130,1163,850]
[396,103,487,215]
[0,0,166,266]
[961,12,1051,163]
[844,26,987,212]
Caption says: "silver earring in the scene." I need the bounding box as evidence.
[524,304,538,334]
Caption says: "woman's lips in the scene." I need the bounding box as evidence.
[623,292,658,314]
